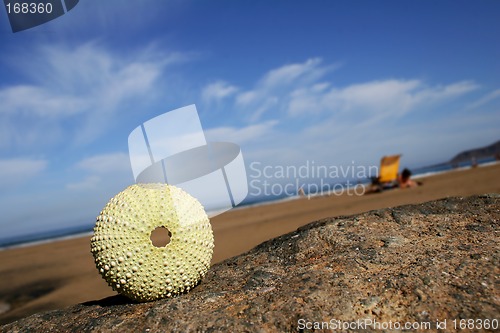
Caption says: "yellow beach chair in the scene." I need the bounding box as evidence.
[378,155,401,184]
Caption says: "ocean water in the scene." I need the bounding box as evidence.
[1,157,497,250]
[413,156,496,176]
[0,225,93,250]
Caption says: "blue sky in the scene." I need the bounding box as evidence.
[0,0,499,241]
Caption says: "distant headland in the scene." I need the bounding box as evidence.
[449,139,500,164]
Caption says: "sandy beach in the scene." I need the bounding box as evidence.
[1,163,500,325]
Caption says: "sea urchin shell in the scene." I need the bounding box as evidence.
[90,183,214,302]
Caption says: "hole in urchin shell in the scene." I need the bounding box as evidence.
[150,226,172,247]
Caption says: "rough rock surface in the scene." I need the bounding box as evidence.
[3,194,499,333]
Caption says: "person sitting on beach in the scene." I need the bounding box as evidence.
[398,168,418,188]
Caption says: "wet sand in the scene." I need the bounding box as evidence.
[1,163,499,324]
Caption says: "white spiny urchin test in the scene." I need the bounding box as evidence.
[90,183,214,302]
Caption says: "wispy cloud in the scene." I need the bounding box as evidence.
[233,58,340,121]
[204,59,484,168]
[205,120,278,145]
[228,58,478,125]
[0,158,48,187]
[259,58,330,88]
[467,88,500,109]
[0,42,184,150]
[202,81,238,104]
[75,152,131,174]
[0,85,87,117]
[66,175,101,191]
[288,79,479,124]
[67,152,133,190]
[226,58,477,123]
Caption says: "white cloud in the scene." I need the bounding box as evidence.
[202,81,238,103]
[324,79,421,113]
[236,90,258,106]
[288,79,479,120]
[228,58,478,124]
[250,97,279,122]
[0,42,182,149]
[204,120,278,145]
[260,57,326,88]
[76,152,131,174]
[234,58,340,120]
[67,152,133,191]
[412,80,480,103]
[205,59,483,171]
[66,175,101,191]
[0,158,48,186]
[0,85,87,117]
[467,88,500,109]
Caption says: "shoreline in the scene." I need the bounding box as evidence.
[1,162,499,325]
[0,231,94,252]
[2,160,498,252]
